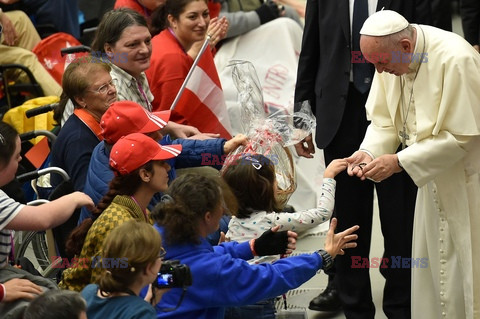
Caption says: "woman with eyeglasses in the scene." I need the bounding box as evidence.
[50,56,117,193]
[59,133,181,292]
[81,220,169,319]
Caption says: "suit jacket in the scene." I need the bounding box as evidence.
[460,0,480,46]
[294,0,432,149]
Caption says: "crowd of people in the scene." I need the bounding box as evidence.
[1,1,480,319]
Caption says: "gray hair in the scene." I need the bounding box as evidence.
[387,25,414,49]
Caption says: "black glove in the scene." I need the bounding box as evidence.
[255,1,280,25]
[253,228,289,256]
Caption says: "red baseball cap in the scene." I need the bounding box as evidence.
[110,133,182,175]
[101,100,171,144]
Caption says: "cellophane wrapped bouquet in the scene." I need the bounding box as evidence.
[221,60,316,208]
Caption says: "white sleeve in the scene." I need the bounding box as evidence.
[272,178,335,233]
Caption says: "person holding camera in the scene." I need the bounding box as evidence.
[151,173,359,319]
[59,133,182,292]
[81,220,167,319]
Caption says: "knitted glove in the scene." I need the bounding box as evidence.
[252,228,289,256]
[255,1,280,24]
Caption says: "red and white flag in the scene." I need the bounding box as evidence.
[172,42,232,139]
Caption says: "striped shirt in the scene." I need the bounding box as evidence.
[0,190,25,268]
[110,63,154,111]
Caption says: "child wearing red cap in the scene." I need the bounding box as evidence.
[59,133,181,292]
[79,100,247,228]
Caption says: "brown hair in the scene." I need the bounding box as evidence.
[55,56,111,124]
[222,154,282,218]
[0,122,19,169]
[150,0,208,36]
[151,173,223,245]
[65,162,154,256]
[91,8,148,53]
[98,220,162,294]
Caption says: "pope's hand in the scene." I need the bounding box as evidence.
[360,154,402,182]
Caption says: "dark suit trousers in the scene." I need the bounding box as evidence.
[323,83,417,319]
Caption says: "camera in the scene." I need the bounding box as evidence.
[153,260,192,289]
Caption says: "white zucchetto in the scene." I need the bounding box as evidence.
[360,10,409,36]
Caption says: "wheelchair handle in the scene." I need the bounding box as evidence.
[61,45,92,56]
[16,167,70,184]
[25,103,58,118]
[20,130,57,144]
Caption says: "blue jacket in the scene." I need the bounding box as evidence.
[79,136,226,224]
[153,225,323,319]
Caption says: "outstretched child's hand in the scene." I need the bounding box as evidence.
[324,159,348,178]
[324,218,359,258]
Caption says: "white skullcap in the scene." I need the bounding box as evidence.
[360,10,409,36]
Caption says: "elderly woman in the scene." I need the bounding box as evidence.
[50,56,116,193]
[50,56,117,193]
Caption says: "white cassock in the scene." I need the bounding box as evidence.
[360,25,480,319]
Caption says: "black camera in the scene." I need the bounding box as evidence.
[153,260,192,289]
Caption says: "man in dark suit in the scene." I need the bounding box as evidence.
[460,0,480,51]
[294,1,431,318]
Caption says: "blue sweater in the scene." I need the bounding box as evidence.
[79,136,226,223]
[82,284,155,319]
[50,114,101,192]
[153,225,323,319]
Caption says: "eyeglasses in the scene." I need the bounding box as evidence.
[89,80,115,94]
[159,247,167,259]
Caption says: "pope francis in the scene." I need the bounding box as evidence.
[347,10,480,319]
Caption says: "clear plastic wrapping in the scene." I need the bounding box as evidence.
[222,60,316,207]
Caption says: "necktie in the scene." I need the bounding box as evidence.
[352,0,372,94]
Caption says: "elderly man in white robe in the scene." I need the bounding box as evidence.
[346,10,480,319]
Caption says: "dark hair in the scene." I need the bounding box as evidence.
[151,173,222,245]
[23,289,86,319]
[0,122,19,169]
[222,154,281,218]
[65,161,154,256]
[98,220,162,295]
[150,0,208,36]
[91,8,148,53]
[55,56,112,124]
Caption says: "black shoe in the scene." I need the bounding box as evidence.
[308,286,342,312]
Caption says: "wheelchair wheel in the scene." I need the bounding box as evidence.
[14,230,54,271]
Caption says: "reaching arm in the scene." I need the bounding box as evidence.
[6,192,94,231]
